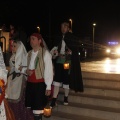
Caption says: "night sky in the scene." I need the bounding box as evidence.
[0,0,120,45]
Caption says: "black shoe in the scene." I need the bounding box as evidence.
[64,96,68,105]
[50,98,57,108]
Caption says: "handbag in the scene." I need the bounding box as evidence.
[6,74,26,103]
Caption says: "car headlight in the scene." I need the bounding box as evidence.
[116,48,120,54]
[106,49,111,53]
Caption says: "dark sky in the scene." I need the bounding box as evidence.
[0,0,120,44]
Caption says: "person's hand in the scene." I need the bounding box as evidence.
[54,50,58,54]
[26,69,33,76]
[45,90,51,96]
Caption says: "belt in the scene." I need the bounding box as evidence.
[8,71,27,80]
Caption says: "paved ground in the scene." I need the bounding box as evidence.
[81,56,120,74]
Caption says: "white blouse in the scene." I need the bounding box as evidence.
[29,51,38,70]
[28,50,53,90]
[60,40,66,55]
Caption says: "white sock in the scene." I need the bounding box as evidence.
[33,110,44,114]
[64,88,69,97]
[53,86,59,98]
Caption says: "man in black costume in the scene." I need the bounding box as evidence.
[50,21,83,108]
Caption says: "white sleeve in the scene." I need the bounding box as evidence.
[44,50,53,90]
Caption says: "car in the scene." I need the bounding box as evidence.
[105,41,120,57]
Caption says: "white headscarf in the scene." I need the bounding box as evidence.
[42,38,49,51]
[14,41,27,73]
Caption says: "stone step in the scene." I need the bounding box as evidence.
[48,69,120,120]
[82,71,120,81]
[82,86,120,98]
[83,78,120,90]
[43,111,107,120]
[58,92,120,109]
[52,101,120,120]
[60,85,120,99]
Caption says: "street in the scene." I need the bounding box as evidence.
[81,56,120,74]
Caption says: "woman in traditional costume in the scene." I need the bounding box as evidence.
[6,40,34,120]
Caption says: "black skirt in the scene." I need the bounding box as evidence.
[25,81,47,110]
[54,63,69,85]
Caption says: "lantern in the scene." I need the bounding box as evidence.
[43,104,52,118]
[63,62,70,69]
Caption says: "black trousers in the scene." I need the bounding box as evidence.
[25,82,47,110]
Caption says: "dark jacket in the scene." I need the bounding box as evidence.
[51,32,84,92]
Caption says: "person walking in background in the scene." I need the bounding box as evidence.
[50,21,84,108]
[6,40,34,120]
[25,33,53,120]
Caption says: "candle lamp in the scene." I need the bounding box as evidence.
[63,62,70,69]
[43,104,52,118]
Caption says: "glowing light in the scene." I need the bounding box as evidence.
[106,49,111,53]
[108,41,118,45]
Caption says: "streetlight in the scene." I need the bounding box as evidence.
[69,19,72,32]
[92,23,96,55]
[37,26,40,33]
